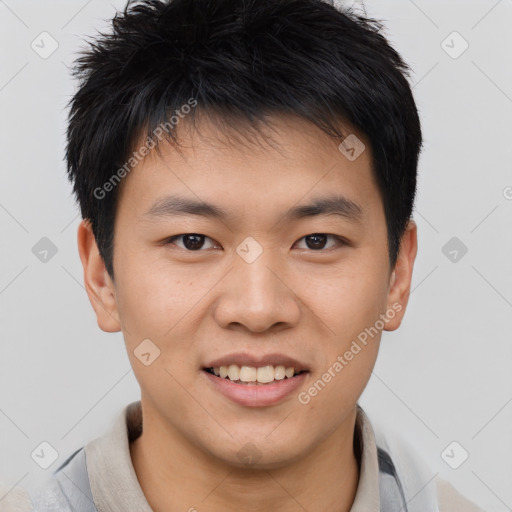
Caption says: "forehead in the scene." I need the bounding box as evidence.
[116,114,382,227]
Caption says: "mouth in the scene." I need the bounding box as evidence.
[202,359,310,407]
[201,353,311,406]
[203,365,309,385]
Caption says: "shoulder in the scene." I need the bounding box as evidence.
[28,447,98,512]
[435,476,487,512]
[0,480,33,512]
[28,478,73,512]
[363,408,488,512]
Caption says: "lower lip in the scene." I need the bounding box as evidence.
[202,370,309,407]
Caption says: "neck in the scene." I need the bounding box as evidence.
[130,403,360,512]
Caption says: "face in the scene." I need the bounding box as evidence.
[79,114,417,469]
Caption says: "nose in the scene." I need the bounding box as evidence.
[213,248,301,334]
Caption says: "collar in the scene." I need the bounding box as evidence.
[84,400,381,511]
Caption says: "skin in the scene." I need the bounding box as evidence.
[77,114,417,512]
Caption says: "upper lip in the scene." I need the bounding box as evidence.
[204,352,309,373]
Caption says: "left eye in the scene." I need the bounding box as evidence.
[294,234,345,251]
[165,233,345,251]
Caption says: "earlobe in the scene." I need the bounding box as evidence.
[77,220,121,333]
[384,219,418,331]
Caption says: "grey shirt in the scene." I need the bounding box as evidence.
[26,401,485,512]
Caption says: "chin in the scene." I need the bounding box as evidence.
[203,434,309,471]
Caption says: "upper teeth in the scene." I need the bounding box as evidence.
[212,365,297,383]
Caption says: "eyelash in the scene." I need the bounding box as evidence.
[163,233,348,252]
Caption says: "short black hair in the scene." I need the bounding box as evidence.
[66,0,422,280]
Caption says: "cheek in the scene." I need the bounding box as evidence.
[114,249,195,333]
[300,286,382,425]
[304,258,389,339]
[298,254,387,406]
[113,252,211,380]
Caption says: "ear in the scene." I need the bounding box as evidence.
[384,219,418,331]
[77,219,121,333]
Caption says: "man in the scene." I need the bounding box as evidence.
[28,0,485,510]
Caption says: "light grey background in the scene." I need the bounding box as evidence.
[0,0,511,510]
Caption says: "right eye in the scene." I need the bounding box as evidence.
[164,234,220,251]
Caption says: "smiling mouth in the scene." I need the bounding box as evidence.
[203,365,309,385]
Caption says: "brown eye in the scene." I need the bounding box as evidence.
[295,234,345,251]
[166,234,217,251]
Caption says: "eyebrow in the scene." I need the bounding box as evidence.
[141,193,363,224]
